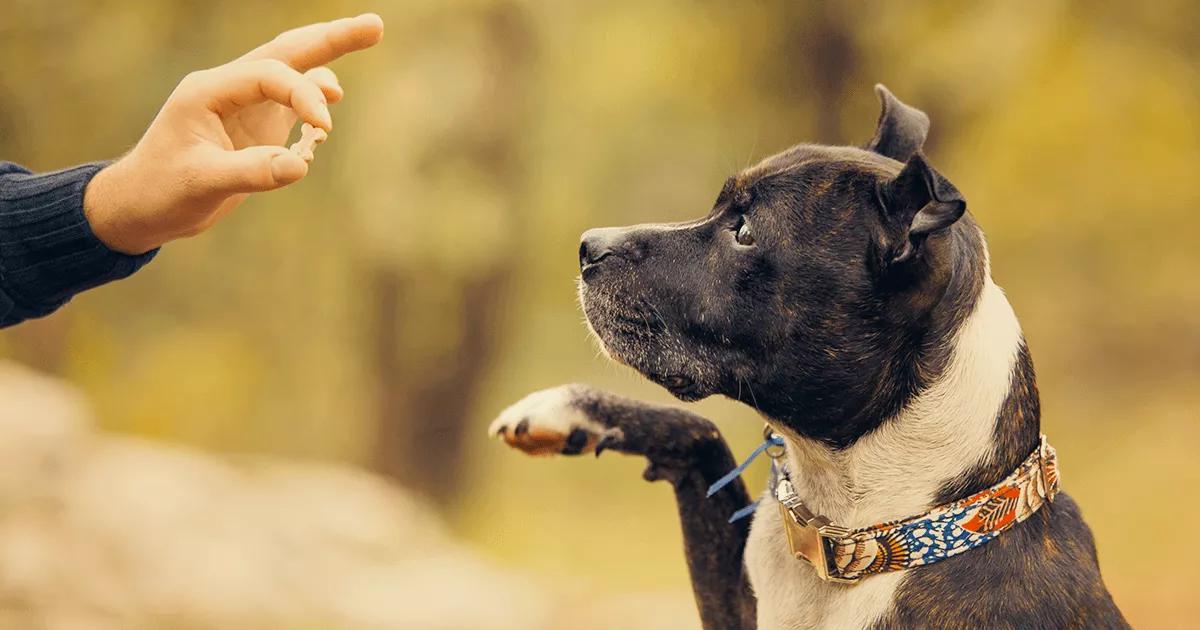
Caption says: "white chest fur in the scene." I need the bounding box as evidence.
[744,273,1024,629]
[746,499,908,630]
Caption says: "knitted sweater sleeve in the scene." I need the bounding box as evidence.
[0,161,157,327]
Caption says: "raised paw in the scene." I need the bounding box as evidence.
[488,385,618,456]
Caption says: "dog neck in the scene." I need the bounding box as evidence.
[778,267,1038,529]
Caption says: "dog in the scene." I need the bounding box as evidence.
[488,85,1127,629]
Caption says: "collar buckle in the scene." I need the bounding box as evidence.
[1037,434,1060,501]
[775,478,858,584]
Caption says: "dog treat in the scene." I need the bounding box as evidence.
[289,123,328,163]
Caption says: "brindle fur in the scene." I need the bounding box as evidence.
[882,343,1126,629]
[509,85,1126,629]
[568,389,757,629]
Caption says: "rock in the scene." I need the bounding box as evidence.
[0,362,552,629]
[0,361,92,507]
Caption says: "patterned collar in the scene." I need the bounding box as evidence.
[770,434,1060,583]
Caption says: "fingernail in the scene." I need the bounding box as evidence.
[319,106,333,131]
[270,154,288,182]
[271,152,305,183]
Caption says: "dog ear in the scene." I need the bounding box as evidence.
[879,153,966,264]
[866,84,929,163]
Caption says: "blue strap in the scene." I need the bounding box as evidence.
[706,433,784,497]
[728,501,761,523]
[707,432,786,523]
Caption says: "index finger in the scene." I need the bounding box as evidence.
[239,13,384,72]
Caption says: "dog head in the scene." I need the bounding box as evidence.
[578,85,987,446]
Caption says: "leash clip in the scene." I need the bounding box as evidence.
[763,424,786,459]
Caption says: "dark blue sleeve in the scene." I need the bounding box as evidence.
[0,161,158,327]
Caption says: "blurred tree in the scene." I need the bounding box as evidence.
[356,2,535,503]
[764,3,861,143]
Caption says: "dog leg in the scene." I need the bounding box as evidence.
[489,384,756,630]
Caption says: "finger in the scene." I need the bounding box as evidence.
[189,59,332,131]
[304,66,343,104]
[239,13,384,73]
[204,145,309,195]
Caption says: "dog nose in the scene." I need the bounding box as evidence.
[579,227,621,270]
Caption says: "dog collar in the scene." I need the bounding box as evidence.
[770,434,1060,583]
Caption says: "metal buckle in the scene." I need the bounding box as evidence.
[1038,434,1059,501]
[776,478,857,584]
[766,426,857,584]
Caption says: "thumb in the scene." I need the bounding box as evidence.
[206,145,309,195]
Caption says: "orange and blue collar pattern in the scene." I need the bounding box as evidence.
[771,435,1060,583]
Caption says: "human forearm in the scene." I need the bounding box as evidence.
[0,14,382,327]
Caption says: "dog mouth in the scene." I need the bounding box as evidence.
[579,284,712,401]
[613,297,667,332]
[649,373,703,400]
[581,286,667,338]
[610,311,665,334]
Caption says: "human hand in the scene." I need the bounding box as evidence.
[83,14,384,254]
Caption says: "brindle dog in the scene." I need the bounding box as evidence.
[489,85,1127,630]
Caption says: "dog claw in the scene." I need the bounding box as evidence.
[594,430,622,458]
[514,418,530,437]
[644,463,664,482]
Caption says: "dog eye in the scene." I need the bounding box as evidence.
[734,217,755,246]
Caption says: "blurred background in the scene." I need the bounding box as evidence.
[1,0,1197,627]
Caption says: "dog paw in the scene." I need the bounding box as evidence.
[488,385,615,456]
